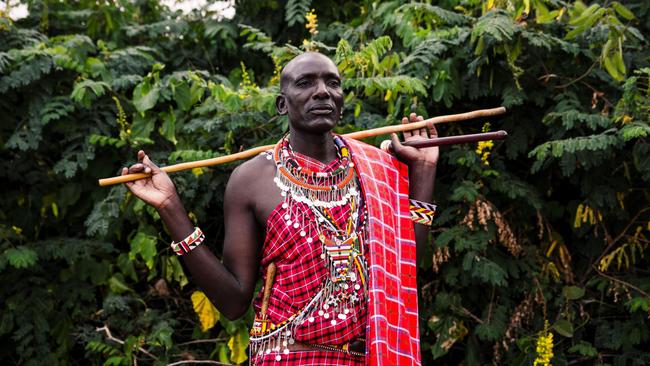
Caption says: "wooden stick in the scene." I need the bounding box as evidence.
[260,263,277,320]
[380,131,507,152]
[99,106,506,186]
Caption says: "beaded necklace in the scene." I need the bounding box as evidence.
[272,135,357,207]
[250,135,369,361]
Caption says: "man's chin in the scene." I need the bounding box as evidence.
[292,116,338,133]
[309,117,337,132]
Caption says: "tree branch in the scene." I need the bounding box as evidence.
[554,61,598,89]
[96,325,159,361]
[176,338,228,347]
[594,267,650,299]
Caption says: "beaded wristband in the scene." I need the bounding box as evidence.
[171,227,205,256]
[409,198,437,226]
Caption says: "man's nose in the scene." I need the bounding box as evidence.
[312,80,330,99]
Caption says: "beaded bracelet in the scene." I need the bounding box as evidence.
[409,198,437,226]
[170,227,205,256]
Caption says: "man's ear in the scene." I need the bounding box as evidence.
[276,94,288,115]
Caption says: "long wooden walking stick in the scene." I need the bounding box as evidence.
[380,130,507,152]
[98,106,506,187]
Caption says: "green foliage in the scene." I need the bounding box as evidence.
[1,0,649,365]
[285,0,312,27]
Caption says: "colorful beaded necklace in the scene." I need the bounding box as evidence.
[272,135,357,208]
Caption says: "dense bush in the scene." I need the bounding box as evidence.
[1,0,649,365]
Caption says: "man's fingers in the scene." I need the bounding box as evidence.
[428,122,438,138]
[401,117,413,138]
[142,154,160,174]
[121,167,134,187]
[390,133,403,152]
[124,163,154,175]
[391,133,418,161]
[127,163,144,173]
[403,114,426,138]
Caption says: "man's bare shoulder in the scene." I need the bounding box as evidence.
[226,152,275,199]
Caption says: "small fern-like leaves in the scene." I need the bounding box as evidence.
[397,3,469,26]
[344,76,428,97]
[285,0,312,27]
[239,24,276,54]
[0,56,53,93]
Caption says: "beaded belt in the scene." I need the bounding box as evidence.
[287,338,365,357]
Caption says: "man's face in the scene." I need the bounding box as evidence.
[277,53,344,134]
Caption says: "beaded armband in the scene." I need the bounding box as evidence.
[409,199,437,226]
[170,227,205,256]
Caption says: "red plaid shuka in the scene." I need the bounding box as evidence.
[252,147,366,365]
[346,138,421,366]
[251,136,420,366]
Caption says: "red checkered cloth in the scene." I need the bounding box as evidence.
[346,137,421,366]
[251,147,367,365]
[251,136,420,366]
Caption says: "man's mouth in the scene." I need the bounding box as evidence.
[309,105,334,115]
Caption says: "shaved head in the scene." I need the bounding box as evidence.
[280,52,339,91]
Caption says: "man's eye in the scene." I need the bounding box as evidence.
[328,80,341,87]
[296,80,310,87]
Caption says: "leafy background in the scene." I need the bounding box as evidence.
[1,0,649,365]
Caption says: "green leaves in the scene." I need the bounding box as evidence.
[563,286,585,300]
[566,4,606,40]
[132,63,165,113]
[285,0,312,27]
[471,10,519,53]
[462,252,507,286]
[553,319,574,337]
[71,79,111,108]
[129,232,157,270]
[611,2,635,21]
[602,34,626,81]
[132,79,160,113]
[568,341,598,357]
[4,246,38,269]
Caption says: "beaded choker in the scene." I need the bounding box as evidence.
[272,135,357,208]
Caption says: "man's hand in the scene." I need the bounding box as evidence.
[121,150,179,210]
[390,113,439,167]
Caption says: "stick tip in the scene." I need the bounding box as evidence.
[380,140,392,152]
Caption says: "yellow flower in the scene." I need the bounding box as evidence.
[305,9,318,36]
[384,89,392,101]
[622,115,633,124]
[574,203,602,228]
[533,320,554,366]
[112,97,130,139]
[474,122,493,165]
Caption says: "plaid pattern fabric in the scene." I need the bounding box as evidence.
[251,148,368,365]
[346,138,421,366]
[252,137,420,365]
[252,349,364,365]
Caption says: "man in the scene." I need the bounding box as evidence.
[122,52,438,365]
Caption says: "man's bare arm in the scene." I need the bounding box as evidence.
[123,152,262,320]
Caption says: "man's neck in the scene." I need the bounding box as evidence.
[288,129,338,164]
